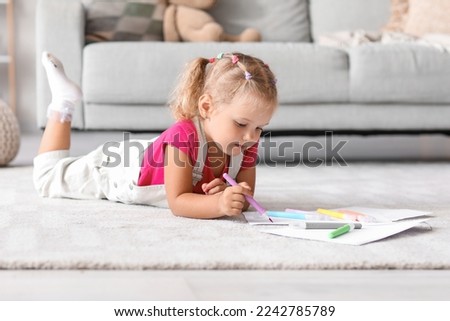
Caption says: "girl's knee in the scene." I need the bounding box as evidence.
[32,166,51,197]
[32,150,70,197]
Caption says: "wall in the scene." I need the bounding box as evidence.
[1,0,38,133]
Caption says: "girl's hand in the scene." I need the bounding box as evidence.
[218,183,252,216]
[202,178,227,195]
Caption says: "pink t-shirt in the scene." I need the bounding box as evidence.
[138,119,258,194]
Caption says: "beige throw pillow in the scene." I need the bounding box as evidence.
[404,0,450,37]
[383,0,409,33]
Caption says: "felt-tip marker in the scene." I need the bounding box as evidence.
[291,221,362,229]
[267,211,330,220]
[222,173,273,223]
[317,208,377,223]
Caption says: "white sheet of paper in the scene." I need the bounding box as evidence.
[243,207,432,225]
[260,218,430,245]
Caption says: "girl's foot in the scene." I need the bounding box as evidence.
[42,51,82,122]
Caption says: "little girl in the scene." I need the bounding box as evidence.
[34,51,278,219]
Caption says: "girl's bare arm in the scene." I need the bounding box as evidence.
[164,145,251,218]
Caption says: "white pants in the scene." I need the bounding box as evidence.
[33,139,169,207]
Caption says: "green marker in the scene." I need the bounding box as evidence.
[328,223,355,239]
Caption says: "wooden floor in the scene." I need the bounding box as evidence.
[1,270,449,300]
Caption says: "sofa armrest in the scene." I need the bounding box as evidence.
[36,0,85,129]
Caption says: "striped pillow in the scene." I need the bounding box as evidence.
[83,0,166,43]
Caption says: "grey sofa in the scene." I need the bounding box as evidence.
[36,0,450,132]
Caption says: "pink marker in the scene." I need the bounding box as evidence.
[223,173,273,223]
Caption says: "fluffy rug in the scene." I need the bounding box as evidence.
[1,163,449,269]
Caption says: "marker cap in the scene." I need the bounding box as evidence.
[328,223,355,239]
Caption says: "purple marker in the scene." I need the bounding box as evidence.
[223,173,273,223]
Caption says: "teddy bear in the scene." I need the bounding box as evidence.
[163,0,261,42]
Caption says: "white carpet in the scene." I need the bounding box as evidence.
[1,163,449,269]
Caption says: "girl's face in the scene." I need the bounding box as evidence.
[200,94,276,157]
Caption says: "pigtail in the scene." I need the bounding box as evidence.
[169,57,209,120]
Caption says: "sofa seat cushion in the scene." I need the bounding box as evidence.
[82,42,350,105]
[350,44,450,103]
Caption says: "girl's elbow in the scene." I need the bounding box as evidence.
[170,207,186,217]
[167,196,188,217]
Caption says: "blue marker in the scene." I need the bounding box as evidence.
[266,211,332,221]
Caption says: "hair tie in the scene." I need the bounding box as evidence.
[231,55,239,64]
[216,53,224,59]
[245,71,252,80]
[209,57,216,63]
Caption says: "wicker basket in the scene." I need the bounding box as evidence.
[0,99,20,166]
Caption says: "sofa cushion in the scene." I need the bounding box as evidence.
[350,44,450,103]
[209,0,310,42]
[310,0,391,41]
[269,44,349,103]
[82,0,165,42]
[82,42,349,105]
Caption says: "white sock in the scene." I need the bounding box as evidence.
[42,51,82,122]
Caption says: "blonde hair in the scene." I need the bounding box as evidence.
[169,52,278,120]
